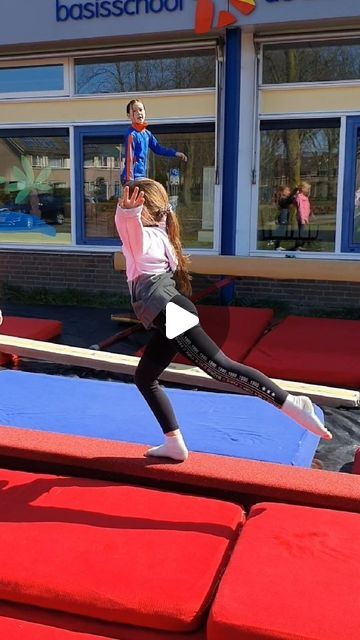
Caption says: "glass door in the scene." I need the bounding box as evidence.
[75,125,126,245]
[342,117,360,252]
[74,123,216,247]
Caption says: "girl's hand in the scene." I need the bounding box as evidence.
[118,185,145,209]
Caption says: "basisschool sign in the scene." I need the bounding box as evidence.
[55,0,183,21]
[0,0,360,47]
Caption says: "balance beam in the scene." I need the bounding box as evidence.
[1,427,360,513]
[114,252,360,282]
[0,334,358,408]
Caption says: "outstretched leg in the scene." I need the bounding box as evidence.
[152,295,332,441]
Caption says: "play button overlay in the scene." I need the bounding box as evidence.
[165,302,199,339]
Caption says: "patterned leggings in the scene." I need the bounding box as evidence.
[134,294,288,433]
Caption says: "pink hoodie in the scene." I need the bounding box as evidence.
[115,204,178,282]
[295,192,311,224]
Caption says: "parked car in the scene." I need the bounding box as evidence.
[0,209,56,236]
[3,193,66,225]
[36,193,66,225]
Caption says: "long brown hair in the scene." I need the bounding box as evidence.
[126,179,192,297]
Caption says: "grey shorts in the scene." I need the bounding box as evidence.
[130,272,179,329]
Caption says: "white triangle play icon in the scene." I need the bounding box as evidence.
[165,302,199,339]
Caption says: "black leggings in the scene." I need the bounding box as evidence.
[134,294,288,434]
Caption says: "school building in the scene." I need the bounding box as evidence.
[1,0,360,310]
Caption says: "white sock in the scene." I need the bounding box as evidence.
[145,431,189,461]
[281,394,332,440]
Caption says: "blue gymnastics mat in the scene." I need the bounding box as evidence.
[0,369,320,467]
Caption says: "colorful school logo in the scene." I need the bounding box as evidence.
[194,0,256,34]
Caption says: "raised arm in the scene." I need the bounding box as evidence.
[124,132,136,182]
[115,186,146,256]
[148,132,187,161]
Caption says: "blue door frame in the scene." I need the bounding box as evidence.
[74,125,127,246]
[74,122,217,246]
[220,28,241,304]
[342,116,360,253]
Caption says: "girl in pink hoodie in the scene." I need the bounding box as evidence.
[115,179,331,461]
[295,181,312,249]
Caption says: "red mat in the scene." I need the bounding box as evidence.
[0,467,244,634]
[244,315,360,388]
[0,609,109,640]
[0,601,206,640]
[1,426,360,515]
[352,448,360,474]
[137,306,273,365]
[208,502,360,639]
[0,316,62,365]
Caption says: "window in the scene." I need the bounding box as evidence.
[78,125,215,248]
[0,63,65,96]
[0,130,71,245]
[352,134,360,244]
[82,137,122,241]
[262,40,360,84]
[341,117,360,252]
[149,126,216,248]
[74,49,216,94]
[257,120,340,253]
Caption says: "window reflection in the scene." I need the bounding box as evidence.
[82,129,215,248]
[83,139,122,240]
[353,135,360,244]
[75,51,215,94]
[150,130,215,248]
[0,134,71,244]
[0,65,64,93]
[258,124,339,252]
[263,40,360,84]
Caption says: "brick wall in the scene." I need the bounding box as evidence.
[0,251,128,297]
[233,277,360,312]
[0,250,358,312]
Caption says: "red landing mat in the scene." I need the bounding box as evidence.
[0,601,206,640]
[0,606,109,640]
[244,315,360,388]
[137,306,273,365]
[208,502,360,640]
[2,427,360,514]
[352,448,360,474]
[0,316,62,365]
[0,467,244,634]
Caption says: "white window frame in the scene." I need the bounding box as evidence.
[246,30,360,260]
[0,57,69,99]
[250,113,352,260]
[0,42,217,103]
[0,40,219,253]
[0,123,73,251]
[71,41,217,99]
[258,31,360,90]
[0,119,219,254]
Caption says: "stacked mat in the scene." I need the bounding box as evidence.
[0,316,62,366]
[0,467,359,639]
[0,466,244,639]
[243,315,360,388]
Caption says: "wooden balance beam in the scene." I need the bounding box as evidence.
[114,252,360,282]
[0,334,358,408]
[94,277,234,351]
